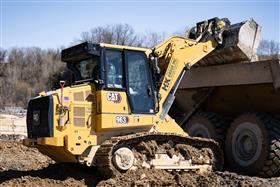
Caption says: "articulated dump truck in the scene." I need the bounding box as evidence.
[24,18,268,178]
[172,21,280,177]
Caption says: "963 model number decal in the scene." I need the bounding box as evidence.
[115,116,129,124]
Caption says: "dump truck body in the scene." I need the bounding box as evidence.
[175,59,280,115]
[173,59,280,177]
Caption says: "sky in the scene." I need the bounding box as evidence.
[1,0,280,49]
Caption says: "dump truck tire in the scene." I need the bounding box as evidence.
[184,112,227,147]
[225,113,280,177]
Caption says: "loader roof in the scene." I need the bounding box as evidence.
[100,43,149,52]
[61,42,150,63]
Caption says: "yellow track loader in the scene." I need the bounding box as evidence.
[24,17,259,178]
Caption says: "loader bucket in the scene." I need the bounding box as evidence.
[197,19,261,66]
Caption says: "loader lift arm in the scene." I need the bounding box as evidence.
[151,18,229,120]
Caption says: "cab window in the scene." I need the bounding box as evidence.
[74,57,98,80]
[105,50,124,89]
[126,51,155,113]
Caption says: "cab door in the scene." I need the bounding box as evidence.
[99,48,129,114]
[125,50,155,114]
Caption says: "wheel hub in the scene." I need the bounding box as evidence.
[112,147,135,171]
[231,122,262,166]
[242,135,254,154]
[236,131,257,160]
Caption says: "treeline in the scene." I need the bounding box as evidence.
[79,23,166,48]
[0,48,63,108]
[0,23,279,108]
[257,40,280,60]
[0,24,165,108]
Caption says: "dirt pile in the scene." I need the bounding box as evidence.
[98,169,280,187]
[0,163,100,187]
[0,141,52,171]
[0,140,280,187]
[0,140,100,186]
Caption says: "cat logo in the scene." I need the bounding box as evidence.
[107,92,122,103]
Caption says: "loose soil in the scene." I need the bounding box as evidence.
[0,140,280,187]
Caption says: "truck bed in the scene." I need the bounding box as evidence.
[174,59,280,117]
[180,60,280,90]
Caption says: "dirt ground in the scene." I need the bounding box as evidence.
[0,140,280,187]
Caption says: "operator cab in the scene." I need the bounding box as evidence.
[61,42,157,114]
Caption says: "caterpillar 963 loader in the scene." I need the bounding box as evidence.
[23,17,259,178]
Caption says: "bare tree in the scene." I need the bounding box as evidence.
[80,24,142,47]
[0,47,63,108]
[0,48,6,63]
[0,48,7,77]
[140,31,166,48]
[258,39,280,60]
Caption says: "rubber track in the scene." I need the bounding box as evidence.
[95,132,223,179]
[257,113,280,177]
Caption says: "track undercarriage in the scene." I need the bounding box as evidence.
[95,132,223,178]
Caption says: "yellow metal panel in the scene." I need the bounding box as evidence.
[37,137,64,146]
[37,145,77,163]
[73,118,85,127]
[42,83,99,156]
[96,113,154,132]
[96,90,130,114]
[153,115,187,135]
[64,130,97,155]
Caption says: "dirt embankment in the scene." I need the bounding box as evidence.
[0,140,280,187]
